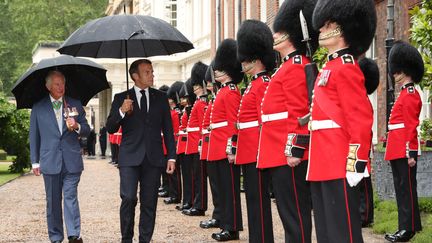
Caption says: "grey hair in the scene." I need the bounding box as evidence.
[45,70,66,87]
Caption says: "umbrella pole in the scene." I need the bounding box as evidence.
[125,39,129,91]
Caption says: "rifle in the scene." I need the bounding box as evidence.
[298,10,319,126]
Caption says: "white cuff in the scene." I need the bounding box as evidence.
[32,163,40,169]
[119,108,125,118]
[74,123,81,134]
[168,159,176,163]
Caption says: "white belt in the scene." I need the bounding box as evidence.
[237,120,259,130]
[202,129,210,135]
[210,121,228,130]
[261,112,288,123]
[186,127,200,132]
[178,131,187,135]
[388,123,405,131]
[309,120,341,131]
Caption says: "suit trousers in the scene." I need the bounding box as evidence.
[191,153,208,211]
[206,161,221,221]
[119,156,162,243]
[311,179,363,243]
[390,158,422,231]
[161,170,169,192]
[168,153,183,200]
[270,162,312,243]
[359,177,374,226]
[181,154,194,206]
[243,163,274,243]
[43,162,82,242]
[213,159,243,231]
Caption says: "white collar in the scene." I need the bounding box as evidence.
[134,86,149,94]
[49,95,63,103]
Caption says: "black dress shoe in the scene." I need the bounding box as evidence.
[163,197,180,204]
[182,208,205,216]
[158,190,169,198]
[68,236,83,243]
[385,230,415,242]
[175,203,192,211]
[213,230,239,241]
[51,241,62,243]
[200,218,220,228]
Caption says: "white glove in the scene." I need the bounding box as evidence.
[346,171,364,187]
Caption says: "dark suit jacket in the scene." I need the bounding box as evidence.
[106,87,176,167]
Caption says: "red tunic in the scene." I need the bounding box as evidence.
[185,97,208,155]
[163,108,180,155]
[200,101,212,161]
[307,53,373,181]
[257,54,310,169]
[234,73,269,164]
[385,83,422,160]
[113,127,122,145]
[176,109,189,155]
[207,83,241,161]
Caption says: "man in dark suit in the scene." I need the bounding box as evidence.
[99,123,107,157]
[30,70,90,243]
[106,59,176,243]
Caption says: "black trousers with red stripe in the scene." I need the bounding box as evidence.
[390,158,422,232]
[270,161,311,243]
[190,153,208,211]
[206,161,222,221]
[243,163,274,243]
[169,153,182,200]
[359,177,374,226]
[311,179,363,243]
[181,154,194,206]
[211,158,243,231]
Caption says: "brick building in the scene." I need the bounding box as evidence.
[210,0,430,143]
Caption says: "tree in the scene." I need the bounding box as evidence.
[410,1,432,95]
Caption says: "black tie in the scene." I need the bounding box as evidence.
[140,89,147,113]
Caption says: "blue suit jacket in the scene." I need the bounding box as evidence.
[30,96,90,174]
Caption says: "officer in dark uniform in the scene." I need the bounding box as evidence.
[257,1,318,242]
[307,0,377,242]
[232,19,275,243]
[183,61,209,216]
[207,39,244,241]
[358,57,380,228]
[384,41,423,242]
[164,81,184,204]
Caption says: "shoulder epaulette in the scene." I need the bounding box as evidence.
[342,54,355,65]
[293,55,302,64]
[262,75,270,82]
[407,86,415,94]
[229,83,237,90]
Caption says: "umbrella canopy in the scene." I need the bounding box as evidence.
[57,15,194,58]
[12,55,109,109]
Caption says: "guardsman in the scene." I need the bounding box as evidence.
[183,61,209,216]
[231,19,275,243]
[257,1,318,243]
[175,79,196,211]
[384,41,423,243]
[199,62,223,229]
[358,57,380,228]
[158,85,170,198]
[164,81,184,204]
[307,0,376,242]
[207,39,243,241]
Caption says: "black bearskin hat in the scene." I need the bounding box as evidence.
[237,19,276,71]
[214,38,244,84]
[158,85,169,93]
[312,0,377,57]
[389,41,424,84]
[273,0,319,55]
[358,57,379,95]
[191,61,209,87]
[167,81,183,103]
[179,78,196,103]
[205,60,214,82]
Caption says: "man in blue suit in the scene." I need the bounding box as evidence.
[106,59,176,243]
[30,70,90,243]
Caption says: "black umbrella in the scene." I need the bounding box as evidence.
[57,14,194,90]
[12,55,109,109]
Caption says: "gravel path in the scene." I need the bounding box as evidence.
[0,158,387,242]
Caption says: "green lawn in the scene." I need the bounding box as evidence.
[373,197,432,243]
[0,163,24,186]
[0,155,16,162]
